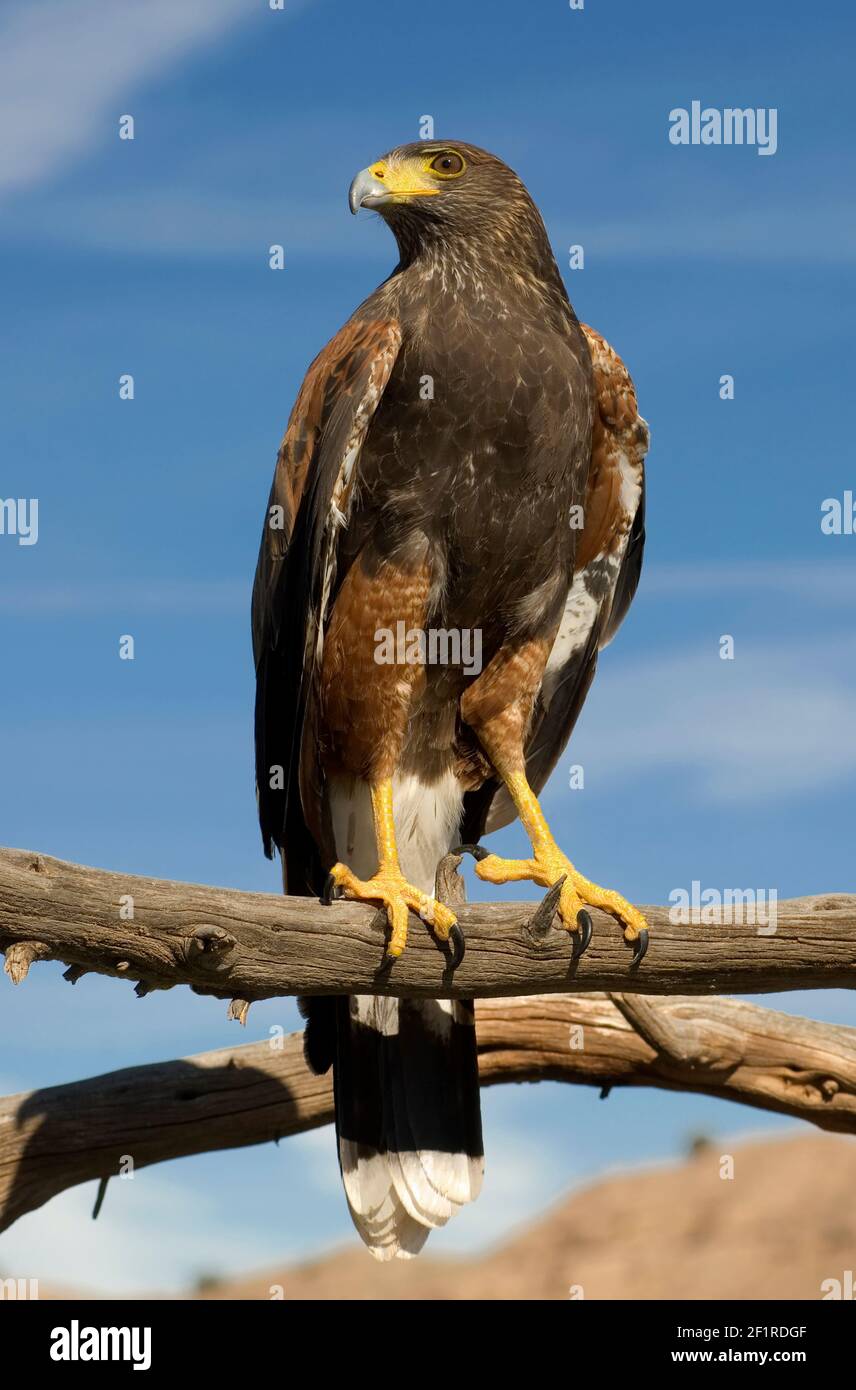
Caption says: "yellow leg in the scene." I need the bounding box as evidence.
[475,770,648,944]
[327,781,457,958]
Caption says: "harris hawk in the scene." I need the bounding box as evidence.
[252,141,649,1259]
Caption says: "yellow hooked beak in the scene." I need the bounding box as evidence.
[348,159,439,214]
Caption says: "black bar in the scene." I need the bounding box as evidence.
[2,1297,852,1374]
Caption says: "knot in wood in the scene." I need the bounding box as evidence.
[182,924,237,973]
[190,924,236,954]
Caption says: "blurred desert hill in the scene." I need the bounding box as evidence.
[196,1133,855,1301]
[21,1133,855,1301]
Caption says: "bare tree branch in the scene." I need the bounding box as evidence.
[2,847,856,1001]
[2,993,855,1233]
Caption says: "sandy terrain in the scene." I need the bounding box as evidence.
[189,1133,856,1301]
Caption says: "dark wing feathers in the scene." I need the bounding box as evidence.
[466,326,648,839]
[252,317,402,872]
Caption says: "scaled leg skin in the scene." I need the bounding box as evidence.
[325,780,458,959]
[471,751,649,962]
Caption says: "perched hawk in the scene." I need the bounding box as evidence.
[252,142,649,1260]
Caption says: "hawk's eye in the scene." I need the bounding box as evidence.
[429,151,465,178]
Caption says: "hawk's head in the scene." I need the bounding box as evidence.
[349,141,545,260]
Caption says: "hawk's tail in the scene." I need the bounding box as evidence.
[301,992,484,1260]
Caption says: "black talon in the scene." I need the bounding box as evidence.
[630,927,649,966]
[572,908,593,959]
[321,872,341,906]
[447,923,466,970]
[451,842,490,863]
[527,875,566,936]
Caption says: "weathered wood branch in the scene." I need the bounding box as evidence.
[2,847,856,1000]
[3,993,855,1233]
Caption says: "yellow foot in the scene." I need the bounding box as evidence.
[325,862,458,959]
[472,846,648,949]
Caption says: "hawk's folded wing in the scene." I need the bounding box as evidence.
[470,325,649,837]
[252,316,402,875]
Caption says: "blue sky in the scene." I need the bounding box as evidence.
[2,0,856,1293]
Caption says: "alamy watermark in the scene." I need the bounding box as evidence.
[374,621,482,676]
[0,497,38,545]
[669,881,778,935]
[821,1270,855,1300]
[1,1277,39,1299]
[50,1321,151,1371]
[820,492,856,534]
[669,102,778,156]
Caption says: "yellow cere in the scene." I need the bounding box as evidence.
[368,148,466,199]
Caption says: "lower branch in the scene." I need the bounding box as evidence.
[2,992,855,1233]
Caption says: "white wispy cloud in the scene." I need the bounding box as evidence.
[0,1118,568,1292]
[573,635,856,803]
[642,561,856,602]
[11,182,856,265]
[0,1172,279,1295]
[3,560,849,618]
[10,188,361,259]
[0,0,266,197]
[570,199,856,265]
[0,578,248,616]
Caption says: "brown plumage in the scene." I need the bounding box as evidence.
[252,141,649,1259]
